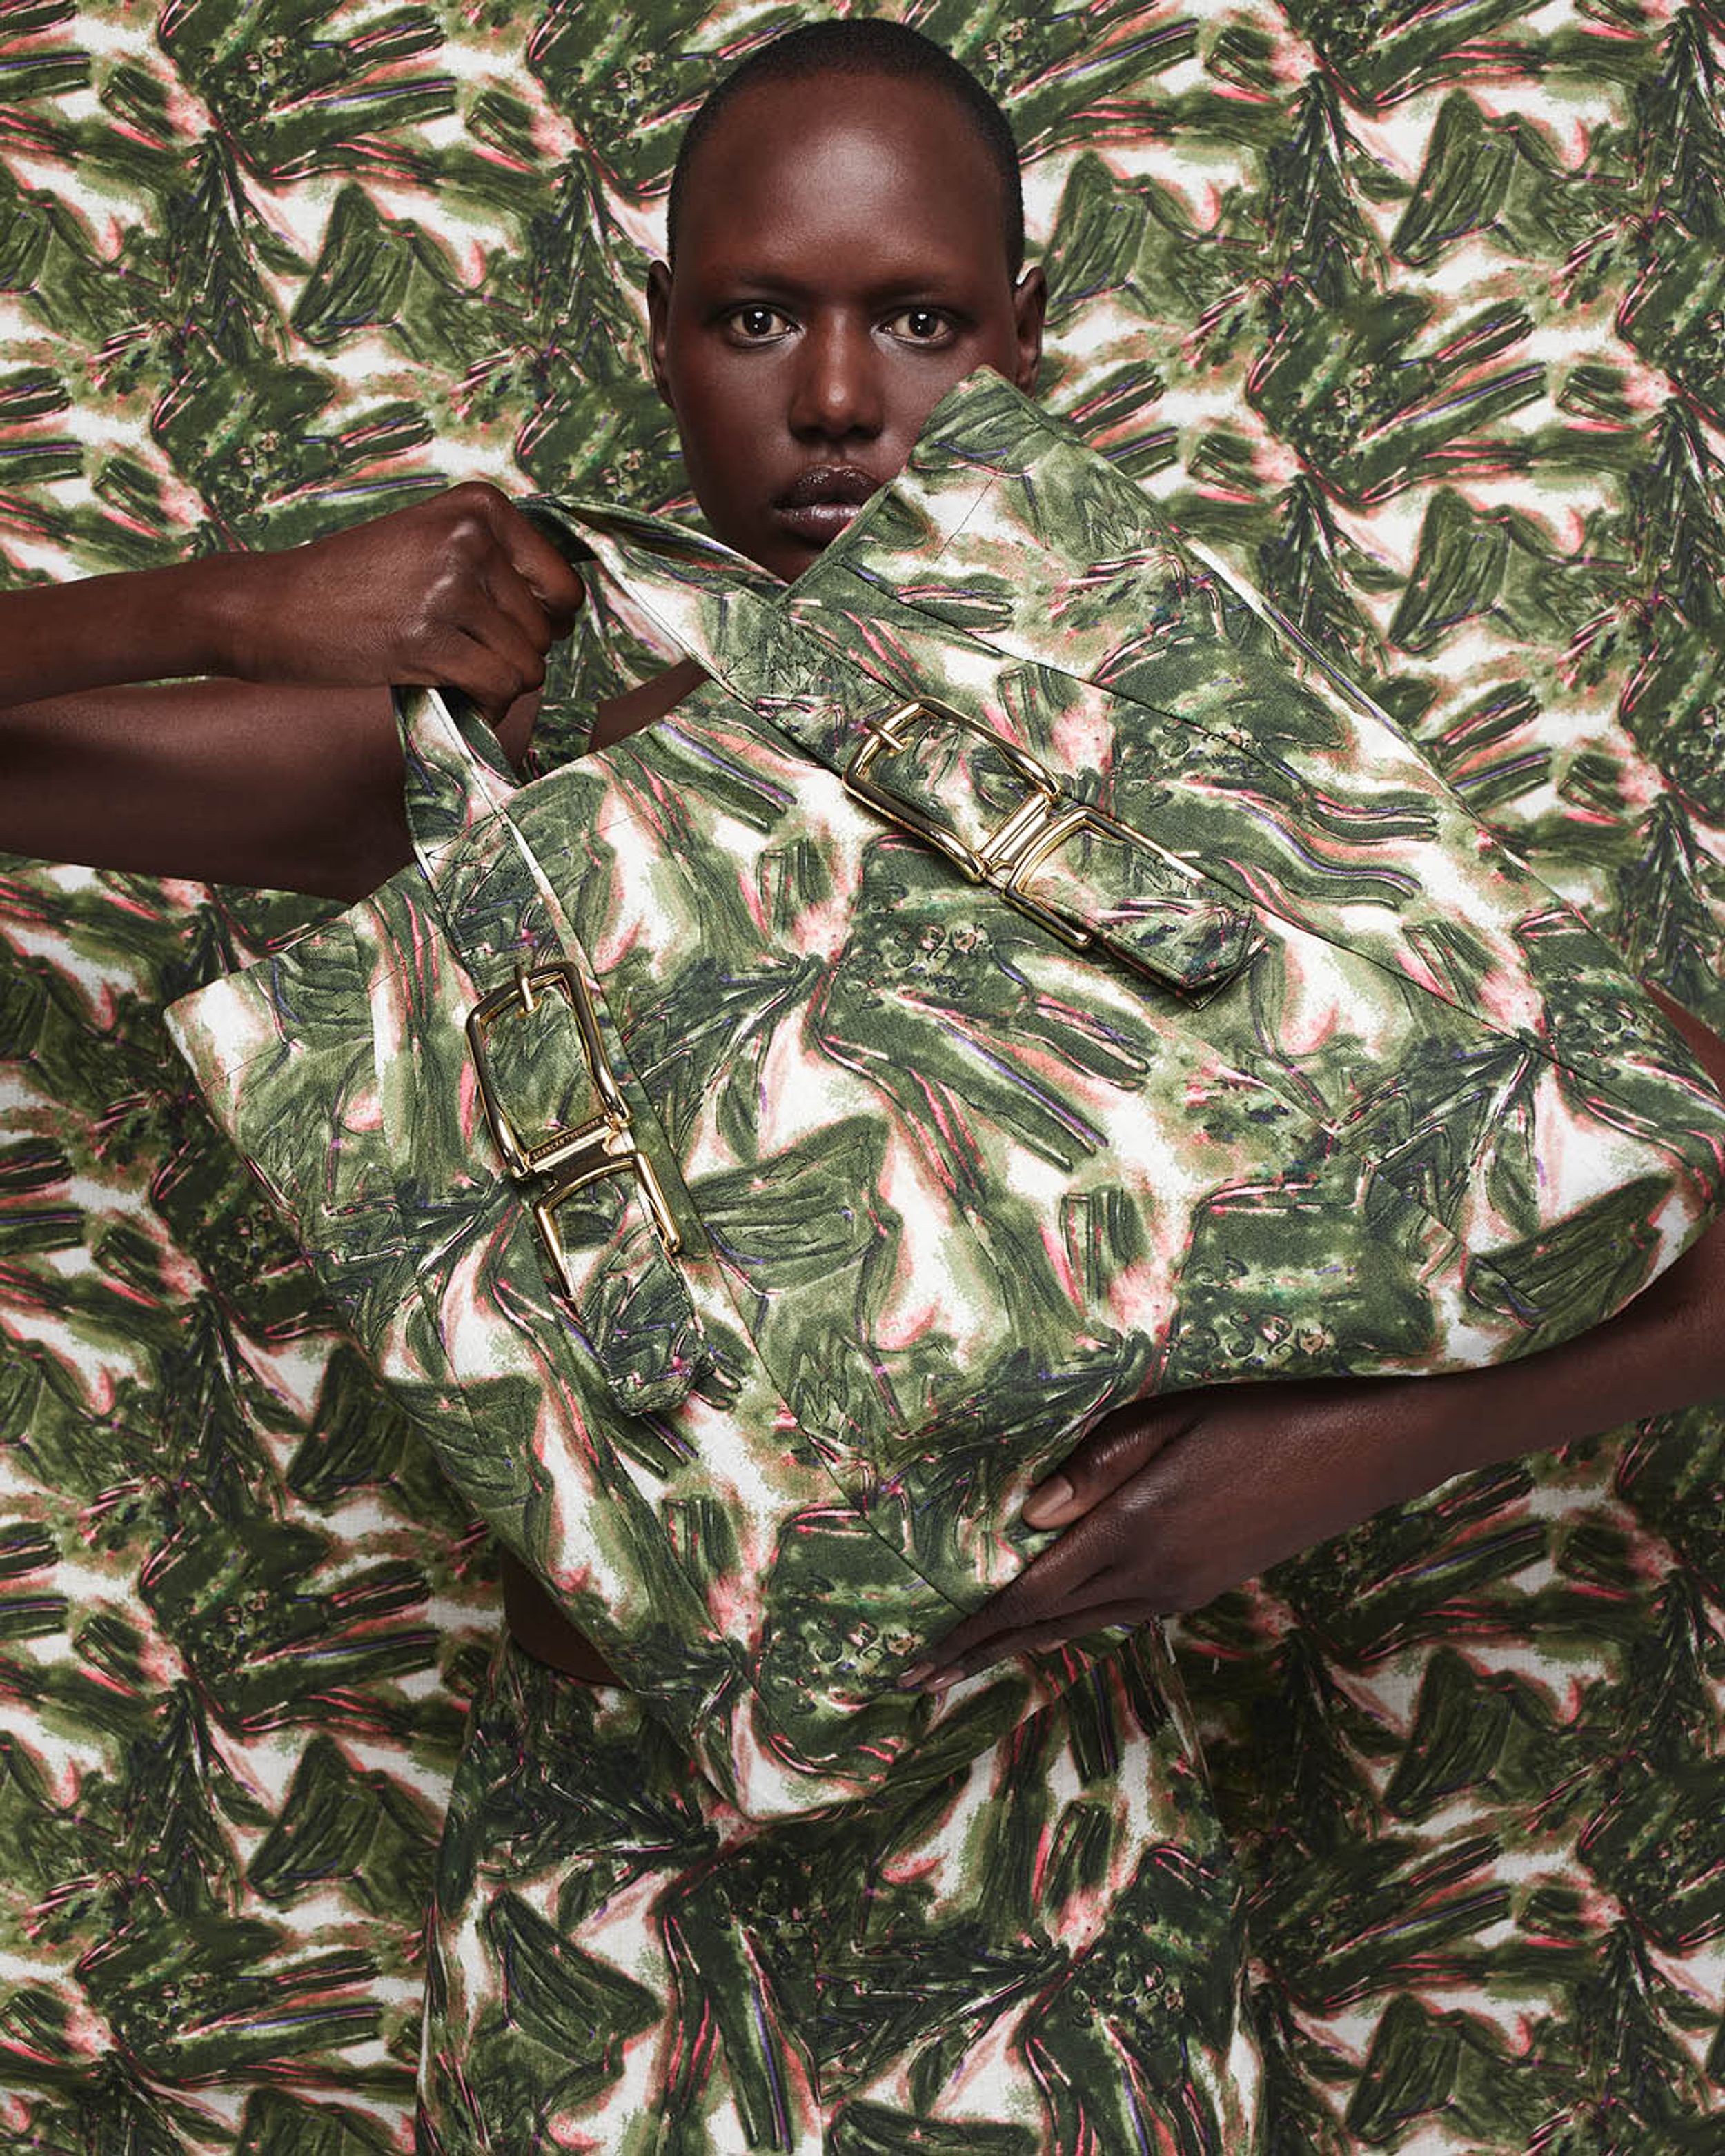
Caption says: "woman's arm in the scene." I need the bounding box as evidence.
[905,1214,1725,1688]
[900,985,1725,1688]
[1,484,584,898]
[5,678,444,900]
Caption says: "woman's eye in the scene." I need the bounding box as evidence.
[885,307,954,345]
[728,305,792,341]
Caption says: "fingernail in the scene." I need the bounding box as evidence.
[898,1662,962,1694]
[1023,1474,1073,1527]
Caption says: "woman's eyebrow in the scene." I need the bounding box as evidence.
[700,263,978,305]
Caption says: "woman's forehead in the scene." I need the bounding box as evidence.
[672,71,1013,279]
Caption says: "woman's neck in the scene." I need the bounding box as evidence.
[587,655,707,752]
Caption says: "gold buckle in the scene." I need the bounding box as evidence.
[466,960,681,1292]
[466,961,622,1178]
[844,698,1096,949]
[533,1149,681,1300]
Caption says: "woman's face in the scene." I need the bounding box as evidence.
[649,71,1045,584]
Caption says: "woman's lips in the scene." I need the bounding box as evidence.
[771,466,880,548]
[773,500,867,545]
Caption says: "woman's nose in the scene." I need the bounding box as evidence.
[788,316,884,442]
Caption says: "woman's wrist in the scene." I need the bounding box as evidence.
[168,549,267,683]
[1419,1210,1725,1481]
[0,552,264,705]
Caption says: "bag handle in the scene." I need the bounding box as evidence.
[393,497,800,883]
[518,497,805,711]
[393,682,522,883]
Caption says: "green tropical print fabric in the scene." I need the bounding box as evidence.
[164,376,1725,2142]
[418,1632,1255,2156]
[3,2,1725,2150]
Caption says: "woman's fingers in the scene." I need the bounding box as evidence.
[239,483,586,695]
[903,1375,1497,1695]
[431,488,562,675]
[909,1401,1212,1685]
[434,493,585,708]
[442,629,540,723]
[448,590,550,716]
[905,1600,1153,1692]
[902,1519,1121,1688]
[1021,1394,1199,1527]
[482,555,560,664]
[495,504,587,635]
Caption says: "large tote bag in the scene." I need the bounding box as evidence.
[167,375,1725,1819]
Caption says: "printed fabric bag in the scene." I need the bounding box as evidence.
[166,374,1725,1820]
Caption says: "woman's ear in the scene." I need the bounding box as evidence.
[1012,264,1047,395]
[647,260,675,409]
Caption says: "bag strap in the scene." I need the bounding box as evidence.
[392,498,800,873]
[392,681,713,1421]
[504,495,1258,998]
[517,497,828,713]
[395,680,521,879]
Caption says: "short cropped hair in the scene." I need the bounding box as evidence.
[667,19,1025,278]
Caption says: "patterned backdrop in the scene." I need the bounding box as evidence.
[1,2,1723,2150]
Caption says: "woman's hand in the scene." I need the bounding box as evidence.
[0,482,586,891]
[902,1376,1463,1690]
[1,482,586,720]
[218,482,586,719]
[906,1183,1725,1692]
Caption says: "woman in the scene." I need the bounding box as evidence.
[6,21,1725,2150]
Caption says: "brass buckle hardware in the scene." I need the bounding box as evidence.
[843,698,1101,949]
[533,1150,680,1300]
[467,962,622,1179]
[466,960,681,1295]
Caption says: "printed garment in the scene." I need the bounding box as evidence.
[415,1630,1260,2156]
